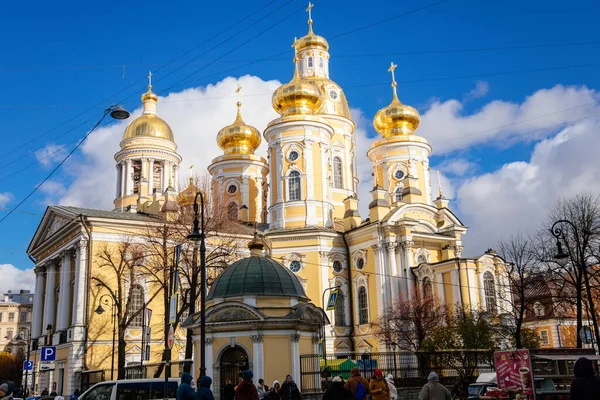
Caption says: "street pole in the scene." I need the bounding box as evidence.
[20,328,31,396]
[111,306,116,380]
[321,286,340,367]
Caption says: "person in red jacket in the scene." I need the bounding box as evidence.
[235,371,259,400]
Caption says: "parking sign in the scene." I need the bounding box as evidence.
[41,346,56,362]
[23,360,34,371]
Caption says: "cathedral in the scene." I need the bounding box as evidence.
[26,6,509,396]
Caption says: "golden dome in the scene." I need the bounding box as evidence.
[307,78,352,119]
[294,25,329,52]
[373,63,421,137]
[273,58,322,116]
[217,102,261,155]
[177,178,199,206]
[122,85,175,142]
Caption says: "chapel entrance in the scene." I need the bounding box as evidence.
[220,346,249,389]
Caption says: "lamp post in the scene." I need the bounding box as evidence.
[550,219,600,351]
[186,191,206,378]
[321,286,341,367]
[14,328,31,396]
[95,294,117,380]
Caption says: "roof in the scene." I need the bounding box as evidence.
[207,256,309,300]
[51,205,160,222]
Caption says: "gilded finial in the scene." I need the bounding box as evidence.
[388,62,399,101]
[235,84,242,106]
[148,71,153,90]
[437,170,444,198]
[189,165,194,181]
[306,2,314,34]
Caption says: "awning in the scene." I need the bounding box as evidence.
[534,354,600,361]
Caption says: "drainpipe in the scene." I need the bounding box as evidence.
[342,234,356,352]
[79,215,92,372]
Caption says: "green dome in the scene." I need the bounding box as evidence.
[207,256,308,300]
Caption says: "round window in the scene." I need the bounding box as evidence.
[329,90,338,100]
[394,169,405,180]
[356,258,365,270]
[227,184,237,194]
[333,260,343,272]
[288,150,299,162]
[290,260,302,273]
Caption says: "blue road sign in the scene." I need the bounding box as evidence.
[326,290,339,311]
[145,345,151,361]
[41,346,56,361]
[23,360,34,371]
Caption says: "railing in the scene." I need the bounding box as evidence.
[124,361,188,379]
[299,350,495,393]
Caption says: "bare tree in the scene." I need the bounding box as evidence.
[92,241,163,379]
[497,233,541,348]
[373,292,447,351]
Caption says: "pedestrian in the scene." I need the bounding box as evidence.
[197,376,215,400]
[323,376,352,400]
[177,372,196,400]
[344,367,369,400]
[41,389,49,396]
[0,384,11,400]
[418,372,451,400]
[280,375,301,400]
[368,369,389,400]
[223,379,236,400]
[50,391,58,396]
[257,379,269,400]
[385,375,396,400]
[569,357,600,399]
[269,381,281,400]
[235,370,259,400]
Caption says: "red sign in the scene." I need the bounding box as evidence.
[167,325,175,350]
[494,350,534,392]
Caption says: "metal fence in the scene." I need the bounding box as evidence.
[299,351,495,393]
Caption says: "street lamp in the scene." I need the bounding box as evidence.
[186,191,206,378]
[14,328,31,396]
[95,294,117,380]
[550,219,600,351]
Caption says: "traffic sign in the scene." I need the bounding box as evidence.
[145,344,151,361]
[167,325,175,349]
[23,360,33,371]
[40,361,55,372]
[41,346,56,361]
[145,327,151,344]
[169,295,178,324]
[326,290,339,311]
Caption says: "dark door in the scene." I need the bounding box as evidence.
[220,346,249,391]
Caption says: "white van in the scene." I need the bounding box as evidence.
[79,378,181,400]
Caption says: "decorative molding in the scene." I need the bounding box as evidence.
[291,333,301,343]
[454,245,464,258]
[401,240,414,251]
[205,338,213,345]
[251,334,264,343]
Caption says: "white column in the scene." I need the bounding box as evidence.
[372,245,386,314]
[386,243,399,306]
[72,241,87,327]
[305,139,315,200]
[42,262,57,333]
[436,273,445,304]
[451,268,461,306]
[320,144,328,223]
[242,176,250,209]
[125,159,133,195]
[120,161,125,199]
[275,146,283,203]
[174,165,179,191]
[141,157,147,180]
[395,248,405,300]
[161,160,168,191]
[57,251,71,331]
[205,338,213,380]
[256,177,263,223]
[291,334,300,381]
[32,266,45,338]
[252,334,264,381]
[468,268,478,311]
[401,241,414,301]
[115,164,121,198]
[148,158,155,196]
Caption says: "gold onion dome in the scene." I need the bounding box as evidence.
[272,58,322,116]
[123,84,175,142]
[217,102,261,155]
[177,178,199,206]
[373,63,421,137]
[294,22,329,52]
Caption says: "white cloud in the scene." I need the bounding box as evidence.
[58,75,281,209]
[456,118,600,255]
[463,81,489,101]
[0,192,12,208]
[35,143,68,167]
[436,158,477,177]
[0,264,35,295]
[420,84,600,154]
[352,108,375,219]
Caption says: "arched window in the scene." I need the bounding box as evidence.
[288,171,301,201]
[319,57,324,68]
[422,277,433,299]
[333,157,343,189]
[335,291,346,326]
[129,284,145,327]
[534,302,545,317]
[308,57,313,68]
[227,202,238,220]
[483,272,497,313]
[358,286,369,325]
[395,187,403,203]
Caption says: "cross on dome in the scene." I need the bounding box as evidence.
[235,84,242,107]
[388,62,399,100]
[148,71,153,90]
[306,2,314,33]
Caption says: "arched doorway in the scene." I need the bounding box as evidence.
[220,346,249,390]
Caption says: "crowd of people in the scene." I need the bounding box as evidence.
[176,370,303,400]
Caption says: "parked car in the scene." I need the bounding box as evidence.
[467,373,497,400]
[79,378,180,400]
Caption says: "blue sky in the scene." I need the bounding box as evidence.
[1,0,600,290]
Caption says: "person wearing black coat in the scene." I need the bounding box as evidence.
[280,375,301,400]
[569,357,600,399]
[223,380,236,400]
[323,377,352,400]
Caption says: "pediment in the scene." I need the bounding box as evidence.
[384,203,464,231]
[27,206,82,260]
[206,302,263,323]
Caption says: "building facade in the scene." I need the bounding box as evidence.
[27,6,511,395]
[0,289,33,355]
